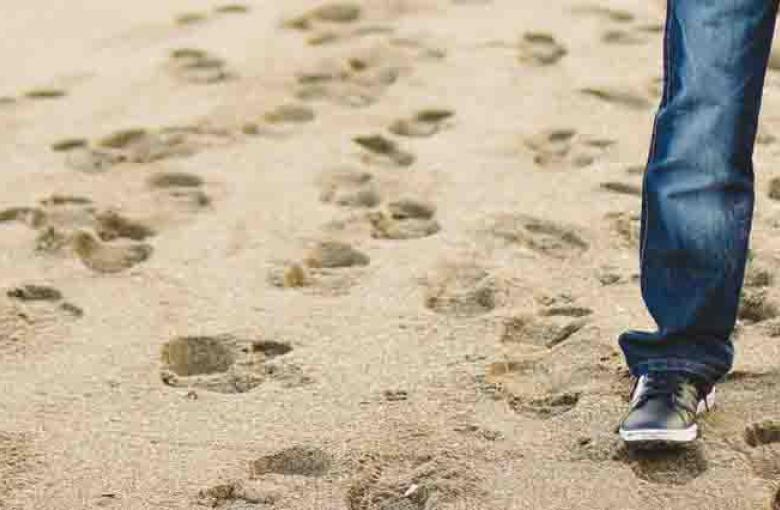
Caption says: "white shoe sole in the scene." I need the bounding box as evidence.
[619,389,715,444]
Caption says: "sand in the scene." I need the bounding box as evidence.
[2,0,780,508]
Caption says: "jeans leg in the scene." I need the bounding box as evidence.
[619,0,779,384]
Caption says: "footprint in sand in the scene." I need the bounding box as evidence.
[580,85,653,110]
[267,241,370,295]
[174,12,208,26]
[738,288,779,324]
[480,213,589,259]
[147,171,212,210]
[523,128,614,168]
[423,260,501,317]
[501,308,590,349]
[2,196,156,256]
[250,103,317,137]
[6,284,83,318]
[388,109,454,138]
[306,24,395,47]
[214,3,250,15]
[251,445,333,478]
[65,125,231,173]
[94,210,155,241]
[744,257,774,288]
[167,48,232,84]
[304,240,370,268]
[263,103,316,124]
[605,211,640,248]
[354,134,415,167]
[625,446,708,485]
[23,88,67,101]
[71,230,152,273]
[517,32,567,66]
[368,198,441,240]
[317,166,381,208]
[50,138,88,152]
[197,481,275,508]
[160,335,307,393]
[345,447,483,510]
[65,147,125,173]
[294,44,411,108]
[599,181,641,197]
[601,29,646,45]
[175,4,249,26]
[767,177,780,201]
[0,206,45,229]
[745,420,780,447]
[284,2,362,31]
[486,333,623,418]
[574,434,709,485]
[571,3,635,23]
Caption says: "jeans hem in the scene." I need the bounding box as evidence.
[631,358,729,384]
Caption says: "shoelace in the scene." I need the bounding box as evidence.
[634,373,698,414]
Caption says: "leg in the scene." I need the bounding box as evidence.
[619,0,779,384]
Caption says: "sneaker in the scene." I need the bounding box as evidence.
[618,372,715,444]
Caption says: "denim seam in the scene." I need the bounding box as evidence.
[639,0,673,269]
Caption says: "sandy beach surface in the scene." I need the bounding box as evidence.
[3,0,780,508]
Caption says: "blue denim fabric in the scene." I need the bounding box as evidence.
[619,0,780,384]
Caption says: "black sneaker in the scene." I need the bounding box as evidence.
[618,372,715,444]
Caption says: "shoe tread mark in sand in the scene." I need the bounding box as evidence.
[72,230,152,274]
[501,313,588,349]
[23,88,67,100]
[147,171,212,210]
[487,335,623,417]
[294,45,413,109]
[518,32,567,66]
[196,480,275,508]
[738,287,779,323]
[283,2,362,31]
[6,284,83,319]
[571,432,709,486]
[266,240,370,294]
[251,445,333,478]
[388,109,455,138]
[345,449,484,510]
[423,260,500,317]
[484,213,589,259]
[160,335,307,394]
[523,128,614,169]
[369,198,440,240]
[502,292,591,349]
[605,210,640,248]
[354,134,415,167]
[167,48,232,84]
[4,196,155,255]
[624,444,709,485]
[0,292,80,354]
[263,103,316,125]
[599,181,641,196]
[767,176,780,200]
[570,4,635,23]
[317,167,381,208]
[580,85,653,110]
[601,28,647,45]
[65,125,232,173]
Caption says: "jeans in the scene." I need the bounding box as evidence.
[618,0,780,384]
